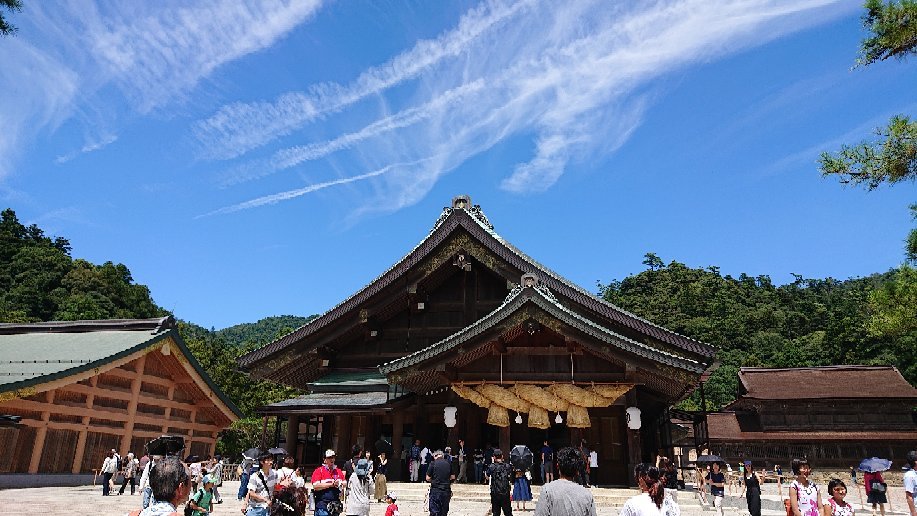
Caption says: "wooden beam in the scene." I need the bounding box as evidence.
[5,398,223,433]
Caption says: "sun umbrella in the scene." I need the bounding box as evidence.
[243,448,262,460]
[510,445,533,471]
[858,457,892,473]
[184,454,201,464]
[694,454,726,465]
[268,447,288,456]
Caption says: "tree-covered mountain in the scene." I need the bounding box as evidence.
[0,209,167,322]
[600,253,915,410]
[215,315,314,348]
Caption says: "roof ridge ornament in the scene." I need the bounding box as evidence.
[433,195,495,231]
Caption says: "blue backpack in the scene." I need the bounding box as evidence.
[355,458,371,478]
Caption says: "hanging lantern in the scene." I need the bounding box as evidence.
[444,406,458,428]
[626,406,642,430]
[514,412,523,424]
[555,412,563,424]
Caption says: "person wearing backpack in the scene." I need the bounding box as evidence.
[420,445,433,483]
[244,452,278,516]
[345,455,373,516]
[189,475,215,516]
[486,449,514,516]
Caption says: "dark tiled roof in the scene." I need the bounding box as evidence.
[379,283,706,374]
[707,412,917,442]
[239,201,715,371]
[0,316,174,335]
[261,392,389,409]
[738,366,917,400]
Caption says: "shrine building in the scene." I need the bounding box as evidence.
[238,196,716,485]
[0,316,240,486]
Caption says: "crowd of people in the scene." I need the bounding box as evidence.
[121,441,917,516]
[686,451,917,516]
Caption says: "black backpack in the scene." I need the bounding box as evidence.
[425,451,434,464]
[489,463,512,496]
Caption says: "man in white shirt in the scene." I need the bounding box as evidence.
[904,451,917,516]
[419,445,432,483]
[245,452,278,516]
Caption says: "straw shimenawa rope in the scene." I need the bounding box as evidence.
[451,385,491,408]
[486,405,510,427]
[566,404,591,428]
[475,384,530,414]
[510,384,569,412]
[587,384,633,403]
[527,405,551,429]
[547,383,614,408]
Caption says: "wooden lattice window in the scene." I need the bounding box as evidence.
[39,428,79,473]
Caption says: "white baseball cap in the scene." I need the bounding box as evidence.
[324,449,336,458]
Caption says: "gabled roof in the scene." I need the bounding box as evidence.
[380,281,706,375]
[239,198,715,370]
[708,412,917,442]
[0,316,243,417]
[736,365,917,400]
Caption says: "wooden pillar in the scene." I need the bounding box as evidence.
[499,425,510,456]
[625,390,641,487]
[121,354,146,455]
[28,390,54,473]
[260,416,269,449]
[162,384,175,435]
[392,411,404,481]
[286,415,300,458]
[73,378,97,473]
[335,415,352,458]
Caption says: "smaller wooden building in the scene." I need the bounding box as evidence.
[0,317,241,481]
[708,366,917,466]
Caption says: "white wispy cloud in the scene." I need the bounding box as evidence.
[205,0,856,216]
[55,134,118,164]
[193,0,537,160]
[0,39,79,180]
[0,0,323,181]
[85,0,324,114]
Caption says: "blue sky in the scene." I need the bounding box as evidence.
[2,0,915,330]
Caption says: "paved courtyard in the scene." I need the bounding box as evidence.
[0,480,912,515]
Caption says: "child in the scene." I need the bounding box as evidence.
[823,479,855,516]
[189,475,214,516]
[384,492,399,516]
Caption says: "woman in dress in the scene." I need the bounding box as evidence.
[863,469,887,516]
[823,479,855,516]
[513,467,533,511]
[619,463,680,516]
[374,452,388,502]
[743,461,761,516]
[788,458,822,516]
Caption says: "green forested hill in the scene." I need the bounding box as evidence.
[216,315,314,348]
[0,209,166,322]
[600,253,916,409]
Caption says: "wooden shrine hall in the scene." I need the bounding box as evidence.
[239,196,716,485]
